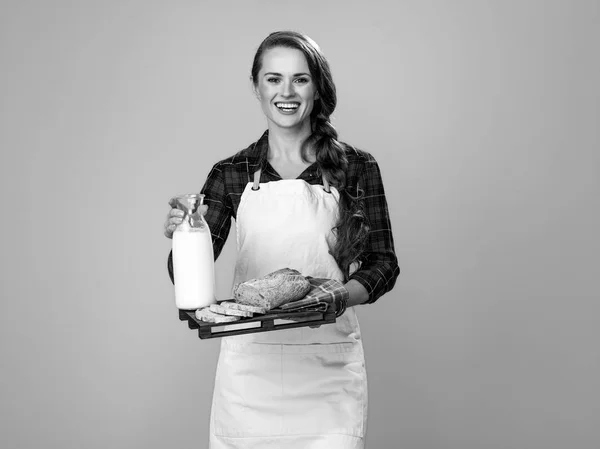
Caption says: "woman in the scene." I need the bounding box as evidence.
[164,31,399,449]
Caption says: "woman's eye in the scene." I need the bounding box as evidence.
[295,78,309,84]
[267,77,281,83]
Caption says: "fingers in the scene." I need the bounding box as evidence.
[164,199,209,238]
[169,208,184,218]
[164,224,177,238]
[167,216,184,227]
[164,209,184,239]
[166,211,184,229]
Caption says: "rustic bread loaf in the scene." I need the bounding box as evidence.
[219,301,268,315]
[209,303,254,318]
[195,307,242,323]
[233,268,311,310]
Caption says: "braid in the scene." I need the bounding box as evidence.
[301,114,347,186]
[301,114,370,280]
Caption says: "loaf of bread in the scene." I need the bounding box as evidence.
[209,303,254,318]
[195,307,242,323]
[233,268,311,310]
[219,300,268,315]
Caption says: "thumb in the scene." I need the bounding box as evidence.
[191,204,208,220]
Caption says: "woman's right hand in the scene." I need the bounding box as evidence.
[164,197,209,239]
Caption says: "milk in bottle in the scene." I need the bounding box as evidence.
[172,194,216,310]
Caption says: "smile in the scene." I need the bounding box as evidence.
[275,102,300,112]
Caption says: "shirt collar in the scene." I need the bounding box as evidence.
[245,129,322,181]
[246,130,269,172]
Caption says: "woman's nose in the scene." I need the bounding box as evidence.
[281,80,295,97]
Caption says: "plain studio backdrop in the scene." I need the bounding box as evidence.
[1,1,599,448]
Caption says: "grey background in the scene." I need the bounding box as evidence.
[1,1,599,448]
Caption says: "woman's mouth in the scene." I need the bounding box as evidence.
[274,102,300,114]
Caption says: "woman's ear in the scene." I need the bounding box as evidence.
[251,77,261,100]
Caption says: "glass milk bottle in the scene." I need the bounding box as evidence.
[172,194,216,310]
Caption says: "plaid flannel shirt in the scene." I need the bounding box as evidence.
[168,130,399,304]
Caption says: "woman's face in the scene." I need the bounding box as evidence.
[254,46,318,131]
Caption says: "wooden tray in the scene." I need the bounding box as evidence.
[178,305,336,339]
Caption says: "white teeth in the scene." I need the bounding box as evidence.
[275,103,299,109]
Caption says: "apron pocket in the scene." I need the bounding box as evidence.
[281,345,366,437]
[212,347,284,438]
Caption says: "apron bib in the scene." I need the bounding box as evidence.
[209,169,368,448]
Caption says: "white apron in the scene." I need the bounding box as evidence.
[208,168,368,449]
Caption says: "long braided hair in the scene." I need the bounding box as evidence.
[250,31,370,280]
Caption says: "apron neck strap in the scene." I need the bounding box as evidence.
[252,168,331,193]
[322,175,331,193]
[252,168,261,190]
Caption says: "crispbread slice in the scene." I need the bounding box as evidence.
[219,300,268,315]
[209,304,253,317]
[195,307,241,323]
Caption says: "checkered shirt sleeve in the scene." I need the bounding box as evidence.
[199,162,234,260]
[348,153,400,304]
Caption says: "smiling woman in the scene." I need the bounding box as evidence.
[253,46,318,130]
[164,30,399,449]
